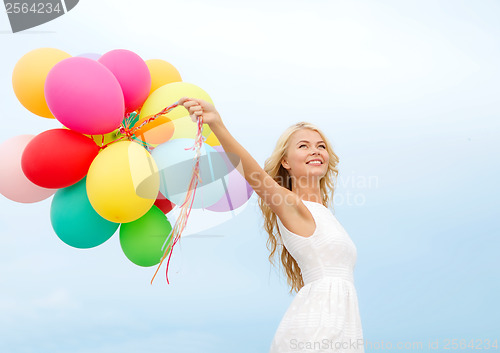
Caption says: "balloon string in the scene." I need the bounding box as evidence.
[98,102,181,150]
[151,115,204,285]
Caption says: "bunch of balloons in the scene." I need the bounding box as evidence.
[0,48,253,273]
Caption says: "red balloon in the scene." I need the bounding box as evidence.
[154,191,175,214]
[21,129,100,189]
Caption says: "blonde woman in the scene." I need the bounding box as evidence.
[179,97,364,353]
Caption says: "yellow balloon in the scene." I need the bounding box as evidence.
[145,59,182,96]
[87,141,160,223]
[170,115,212,140]
[204,131,221,146]
[85,129,123,147]
[139,81,213,125]
[12,48,71,119]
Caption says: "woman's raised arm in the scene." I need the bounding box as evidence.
[178,97,299,215]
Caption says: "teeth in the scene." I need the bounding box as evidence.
[308,161,321,165]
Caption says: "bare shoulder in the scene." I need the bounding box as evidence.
[265,187,316,238]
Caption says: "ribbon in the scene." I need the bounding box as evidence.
[151,114,205,284]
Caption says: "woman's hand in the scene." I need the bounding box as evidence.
[178,97,223,127]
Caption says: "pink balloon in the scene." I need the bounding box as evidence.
[45,57,125,135]
[206,146,253,212]
[98,49,151,113]
[0,135,56,203]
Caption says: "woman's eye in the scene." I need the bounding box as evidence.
[299,144,306,148]
[319,145,326,149]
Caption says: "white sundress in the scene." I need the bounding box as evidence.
[269,200,365,353]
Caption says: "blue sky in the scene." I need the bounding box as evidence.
[1,1,499,352]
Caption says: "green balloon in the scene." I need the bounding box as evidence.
[120,206,172,267]
[50,177,119,249]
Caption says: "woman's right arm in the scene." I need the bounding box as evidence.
[178,97,300,216]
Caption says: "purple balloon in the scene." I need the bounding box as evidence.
[77,53,101,60]
[45,57,125,135]
[206,146,253,212]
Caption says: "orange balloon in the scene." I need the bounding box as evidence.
[145,59,182,95]
[134,116,175,146]
[12,48,71,119]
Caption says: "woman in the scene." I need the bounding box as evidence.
[179,97,364,353]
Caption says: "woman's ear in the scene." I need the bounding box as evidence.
[281,158,290,170]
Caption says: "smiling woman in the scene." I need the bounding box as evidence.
[279,129,332,202]
[179,98,365,352]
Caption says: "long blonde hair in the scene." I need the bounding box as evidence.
[257,122,339,294]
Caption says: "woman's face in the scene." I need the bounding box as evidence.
[281,129,329,182]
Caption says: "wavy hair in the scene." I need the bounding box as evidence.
[257,122,339,294]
